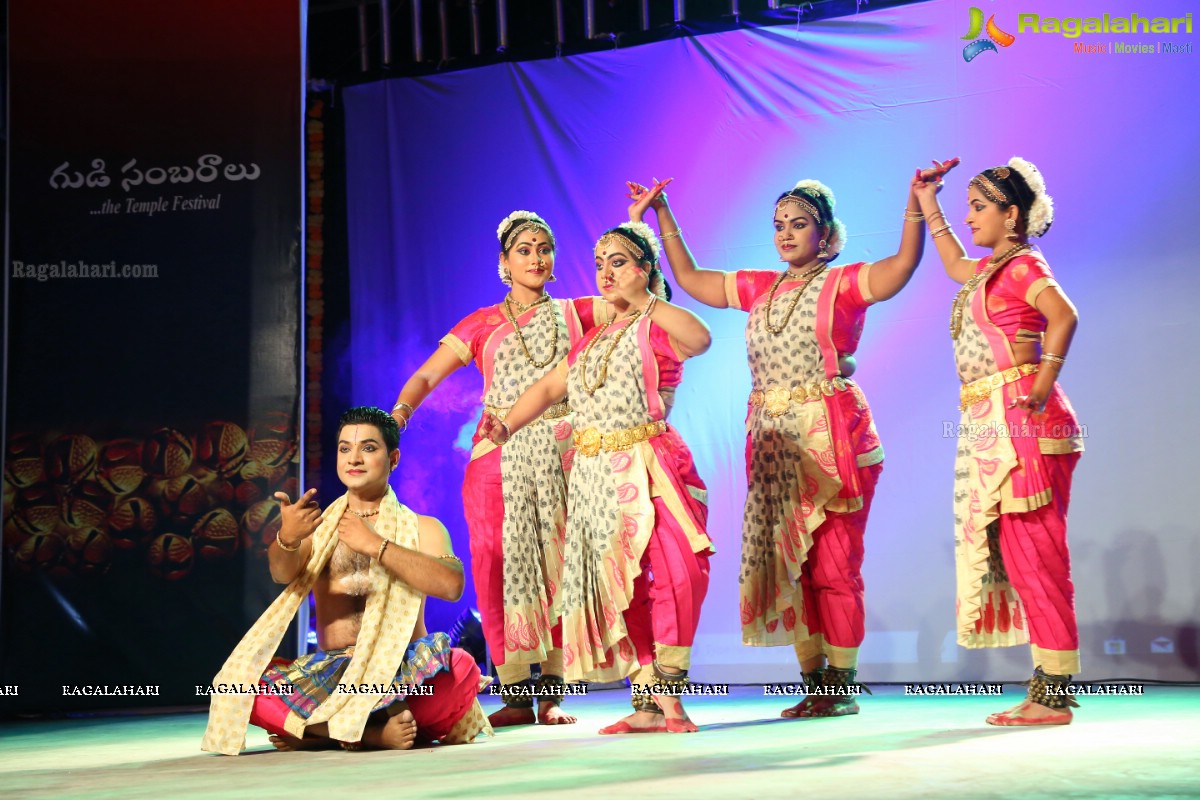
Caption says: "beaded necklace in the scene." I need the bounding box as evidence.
[501,293,557,368]
[578,309,643,395]
[763,262,826,335]
[949,243,1032,340]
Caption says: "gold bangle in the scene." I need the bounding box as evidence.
[928,210,946,223]
[392,401,415,415]
[276,530,301,552]
[930,223,952,235]
[376,538,390,560]
[932,229,955,239]
[1041,353,1066,365]
[660,229,683,241]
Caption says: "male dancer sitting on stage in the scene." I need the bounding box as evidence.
[202,406,492,754]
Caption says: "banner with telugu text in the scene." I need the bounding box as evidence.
[1,1,304,712]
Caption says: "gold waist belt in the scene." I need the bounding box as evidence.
[485,401,571,422]
[749,377,853,418]
[959,363,1038,410]
[573,419,667,457]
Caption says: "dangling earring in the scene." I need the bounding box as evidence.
[547,273,557,282]
[502,268,512,284]
[1004,219,1018,241]
[817,239,830,260]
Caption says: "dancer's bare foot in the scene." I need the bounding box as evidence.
[598,710,668,735]
[652,693,698,733]
[268,733,337,751]
[361,706,419,749]
[987,698,1073,726]
[488,705,536,727]
[538,701,577,724]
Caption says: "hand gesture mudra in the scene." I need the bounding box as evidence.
[1009,391,1048,415]
[911,157,961,201]
[274,488,322,546]
[337,508,382,556]
[480,411,510,445]
[626,177,672,221]
[612,257,653,307]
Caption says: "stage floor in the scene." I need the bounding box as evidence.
[1,685,1197,799]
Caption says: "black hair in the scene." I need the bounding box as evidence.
[978,166,1052,237]
[337,406,399,453]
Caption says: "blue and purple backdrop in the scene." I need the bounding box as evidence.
[341,0,1198,683]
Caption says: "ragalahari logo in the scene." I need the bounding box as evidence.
[961,6,1016,61]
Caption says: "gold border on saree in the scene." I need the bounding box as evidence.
[748,377,852,418]
[959,363,1038,410]
[485,401,571,422]
[573,419,667,457]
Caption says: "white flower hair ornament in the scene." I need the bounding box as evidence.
[1007,157,1055,238]
[791,179,837,212]
[824,218,848,260]
[620,220,662,264]
[497,210,539,242]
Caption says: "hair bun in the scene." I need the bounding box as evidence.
[1007,157,1054,237]
[791,179,836,212]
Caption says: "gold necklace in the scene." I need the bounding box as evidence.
[763,263,825,335]
[502,294,558,368]
[987,242,1033,267]
[506,291,551,313]
[349,508,379,518]
[949,244,1032,340]
[578,310,643,395]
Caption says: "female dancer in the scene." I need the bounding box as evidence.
[628,165,949,717]
[912,158,1084,725]
[391,211,604,726]
[483,221,714,734]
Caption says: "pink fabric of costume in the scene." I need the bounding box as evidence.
[952,253,1084,669]
[249,648,483,741]
[797,462,882,649]
[735,265,883,493]
[558,315,713,682]
[441,296,601,667]
[461,450,564,659]
[443,297,599,395]
[995,452,1081,652]
[460,451,507,660]
[983,253,1055,345]
[620,444,713,665]
[732,264,884,651]
[979,256,1082,506]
